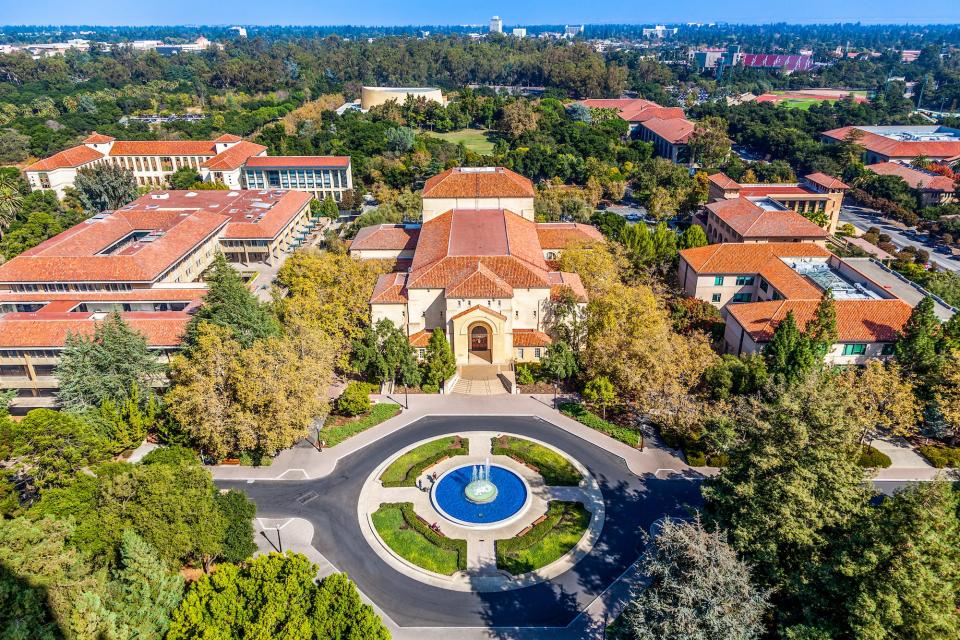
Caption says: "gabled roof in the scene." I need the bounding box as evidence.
[535,223,604,249]
[244,155,351,168]
[408,329,432,347]
[823,126,960,160]
[449,304,507,322]
[620,106,686,123]
[548,272,588,302]
[370,272,409,304]
[513,329,552,347]
[109,140,220,156]
[727,299,912,343]
[445,263,513,299]
[708,172,740,190]
[680,242,831,274]
[804,172,850,190]
[213,133,243,143]
[422,167,534,199]
[865,162,956,192]
[25,145,103,172]
[201,141,267,171]
[705,198,828,240]
[640,117,695,144]
[351,224,419,251]
[83,132,116,144]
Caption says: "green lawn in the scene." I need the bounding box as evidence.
[426,128,497,154]
[496,501,591,575]
[778,98,819,110]
[379,436,468,487]
[371,503,466,575]
[558,402,640,447]
[321,403,401,447]
[491,435,582,486]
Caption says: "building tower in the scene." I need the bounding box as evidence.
[490,16,503,33]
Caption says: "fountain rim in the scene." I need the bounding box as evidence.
[429,462,532,530]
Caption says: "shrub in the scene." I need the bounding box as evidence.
[917,444,960,468]
[421,383,439,394]
[397,502,467,570]
[857,444,893,468]
[516,365,535,386]
[140,445,199,466]
[336,382,373,416]
[558,401,638,446]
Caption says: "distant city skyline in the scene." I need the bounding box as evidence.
[2,0,960,27]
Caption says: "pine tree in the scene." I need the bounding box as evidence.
[677,224,708,250]
[765,311,816,387]
[423,328,456,389]
[185,253,281,349]
[895,297,944,379]
[806,289,838,359]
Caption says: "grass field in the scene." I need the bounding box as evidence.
[496,501,591,575]
[379,436,467,487]
[321,403,401,447]
[778,98,819,110]
[491,435,582,486]
[426,128,497,155]
[371,503,466,575]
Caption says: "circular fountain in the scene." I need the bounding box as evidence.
[431,458,530,529]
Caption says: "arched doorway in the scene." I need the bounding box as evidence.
[469,323,492,363]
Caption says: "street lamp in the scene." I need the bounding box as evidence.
[260,527,282,553]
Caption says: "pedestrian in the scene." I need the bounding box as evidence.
[321,439,326,451]
[416,478,421,491]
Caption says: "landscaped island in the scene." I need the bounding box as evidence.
[371,502,467,575]
[491,435,582,486]
[379,436,468,487]
[496,501,591,575]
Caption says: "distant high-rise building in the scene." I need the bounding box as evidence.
[490,16,503,33]
[564,25,583,38]
[512,28,526,38]
[228,26,247,38]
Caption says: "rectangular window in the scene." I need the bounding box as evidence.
[735,276,755,286]
[759,279,769,293]
[842,343,867,356]
[517,348,524,359]
[713,276,724,286]
[711,293,721,303]
[881,343,895,356]
[534,348,542,359]
[731,293,752,303]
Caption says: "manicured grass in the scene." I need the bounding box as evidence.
[918,444,960,469]
[491,435,582,486]
[380,436,468,487]
[426,128,496,154]
[778,98,818,110]
[371,503,466,575]
[321,403,401,447]
[496,501,591,575]
[558,401,639,447]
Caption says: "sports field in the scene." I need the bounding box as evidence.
[426,128,497,155]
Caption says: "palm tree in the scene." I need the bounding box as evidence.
[0,174,23,237]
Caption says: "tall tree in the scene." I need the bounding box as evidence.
[74,164,139,212]
[0,172,24,235]
[582,376,616,419]
[612,518,768,640]
[932,348,960,444]
[422,328,456,389]
[687,116,732,168]
[168,167,201,190]
[540,340,579,390]
[55,311,164,410]
[895,297,944,379]
[840,360,920,443]
[677,224,708,250]
[185,253,281,349]
[805,290,838,359]
[764,312,817,387]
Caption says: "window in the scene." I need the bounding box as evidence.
[417,348,426,359]
[842,343,867,356]
[534,348,542,359]
[759,279,769,293]
[711,293,721,303]
[517,348,524,359]
[735,276,754,286]
[881,343,895,356]
[714,276,724,286]
[731,293,752,303]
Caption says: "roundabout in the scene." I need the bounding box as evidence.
[217,414,703,629]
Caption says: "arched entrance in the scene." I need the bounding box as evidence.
[468,323,492,363]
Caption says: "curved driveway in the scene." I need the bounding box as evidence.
[220,415,703,628]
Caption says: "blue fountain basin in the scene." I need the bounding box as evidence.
[432,465,528,527]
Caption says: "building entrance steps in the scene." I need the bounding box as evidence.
[453,364,510,395]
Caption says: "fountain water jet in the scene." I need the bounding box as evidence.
[463,457,498,503]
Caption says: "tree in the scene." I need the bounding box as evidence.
[319,195,339,218]
[567,102,592,123]
[895,297,944,379]
[335,381,372,416]
[688,116,732,168]
[74,164,139,212]
[422,328,456,390]
[840,360,920,443]
[583,376,616,419]
[97,382,163,453]
[677,224,707,250]
[0,409,107,505]
[498,99,539,139]
[764,312,817,387]
[932,348,960,444]
[556,240,625,297]
[0,172,24,234]
[0,128,30,164]
[185,253,281,349]
[805,290,838,359]
[214,490,258,564]
[612,518,768,640]
[540,341,579,391]
[168,166,201,190]
[386,126,415,153]
[55,311,164,411]
[352,318,419,388]
[167,553,389,640]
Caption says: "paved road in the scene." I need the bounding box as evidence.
[219,415,702,629]
[839,205,960,273]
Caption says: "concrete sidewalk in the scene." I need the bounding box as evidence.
[208,394,703,482]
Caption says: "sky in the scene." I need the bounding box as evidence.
[1,0,959,26]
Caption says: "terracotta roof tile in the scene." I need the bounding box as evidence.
[201,141,267,171]
[445,263,513,299]
[535,223,604,248]
[351,225,420,251]
[110,140,219,156]
[449,304,507,322]
[865,162,955,192]
[727,299,912,342]
[620,106,686,123]
[548,272,588,302]
[0,313,189,348]
[640,117,695,144]
[804,172,850,190]
[823,126,960,161]
[680,242,831,273]
[370,272,408,304]
[708,172,740,190]
[83,132,115,144]
[213,134,242,143]
[513,329,552,347]
[408,329,432,347]
[422,167,534,198]
[705,198,828,239]
[25,145,103,172]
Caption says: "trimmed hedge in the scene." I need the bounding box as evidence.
[322,403,401,447]
[496,501,590,575]
[918,444,960,469]
[857,444,893,468]
[373,502,467,573]
[558,402,638,446]
[380,436,468,487]
[491,435,581,486]
[685,450,730,468]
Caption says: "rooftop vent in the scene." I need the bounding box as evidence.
[150,193,170,200]
[459,167,497,173]
[185,192,197,198]
[145,205,159,210]
[227,191,240,196]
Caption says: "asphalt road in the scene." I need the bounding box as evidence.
[839,205,960,273]
[219,415,703,629]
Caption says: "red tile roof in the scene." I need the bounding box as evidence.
[705,198,828,240]
[0,313,189,348]
[823,126,960,161]
[620,106,686,123]
[244,156,351,168]
[449,304,507,322]
[201,141,267,171]
[535,223,604,248]
[805,172,850,190]
[737,185,812,197]
[213,134,243,143]
[578,98,655,111]
[708,173,740,190]
[727,299,912,343]
[513,329,552,347]
[422,167,534,199]
[351,225,419,251]
[370,272,409,304]
[83,132,116,144]
[445,263,514,299]
[25,145,103,172]
[548,272,588,302]
[640,117,695,144]
[865,162,956,192]
[680,242,831,273]
[109,140,220,157]
[408,329,431,347]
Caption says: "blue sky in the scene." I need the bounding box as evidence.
[1,0,958,26]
